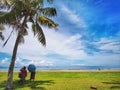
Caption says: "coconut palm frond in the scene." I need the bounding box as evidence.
[3,30,13,47]
[22,28,28,36]
[0,10,17,25]
[0,24,4,30]
[0,24,4,41]
[19,37,24,44]
[32,23,46,46]
[0,11,7,16]
[32,23,36,36]
[38,16,58,29]
[29,16,34,23]
[0,1,24,25]
[0,0,14,5]
[19,35,24,44]
[36,23,46,46]
[47,0,53,4]
[0,32,4,41]
[40,7,57,17]
[37,0,44,3]
[0,0,14,9]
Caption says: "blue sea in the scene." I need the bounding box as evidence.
[0,66,120,71]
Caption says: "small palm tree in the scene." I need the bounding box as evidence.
[0,0,58,89]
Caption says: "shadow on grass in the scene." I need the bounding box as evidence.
[0,80,55,90]
[102,80,120,89]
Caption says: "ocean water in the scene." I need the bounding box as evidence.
[37,66,120,70]
[0,66,120,71]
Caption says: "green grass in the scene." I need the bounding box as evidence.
[0,71,120,90]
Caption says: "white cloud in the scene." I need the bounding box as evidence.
[15,57,27,67]
[28,59,53,66]
[1,57,9,64]
[61,5,87,28]
[15,57,53,67]
[94,38,120,53]
[100,42,120,51]
[45,32,86,59]
[0,57,10,67]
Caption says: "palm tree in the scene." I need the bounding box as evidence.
[0,0,58,89]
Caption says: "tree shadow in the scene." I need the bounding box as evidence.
[102,80,120,89]
[0,80,55,90]
[0,81,6,90]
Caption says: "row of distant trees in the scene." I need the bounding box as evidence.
[0,0,58,90]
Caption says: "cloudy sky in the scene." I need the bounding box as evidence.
[0,0,120,67]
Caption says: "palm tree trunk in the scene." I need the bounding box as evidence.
[5,34,21,90]
[5,16,28,90]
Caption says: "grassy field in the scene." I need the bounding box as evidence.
[0,71,120,90]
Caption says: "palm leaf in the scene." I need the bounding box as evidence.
[22,28,28,36]
[36,23,46,46]
[0,0,14,9]
[32,23,46,46]
[19,35,24,44]
[47,0,53,3]
[38,16,58,28]
[0,32,4,41]
[0,24,4,41]
[32,23,36,36]
[40,7,57,17]
[0,1,24,25]
[3,30,13,47]
[0,24,4,30]
[0,10,17,25]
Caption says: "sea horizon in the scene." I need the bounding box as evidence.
[0,65,120,71]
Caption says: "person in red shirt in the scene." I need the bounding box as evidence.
[19,66,27,84]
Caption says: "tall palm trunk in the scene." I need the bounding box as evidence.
[5,16,28,90]
[5,34,21,90]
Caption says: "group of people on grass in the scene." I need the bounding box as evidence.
[19,64,36,84]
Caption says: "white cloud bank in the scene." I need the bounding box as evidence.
[0,25,87,66]
[0,26,120,67]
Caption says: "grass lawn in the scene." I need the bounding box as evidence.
[0,71,120,90]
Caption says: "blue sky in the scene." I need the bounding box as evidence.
[0,0,120,67]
